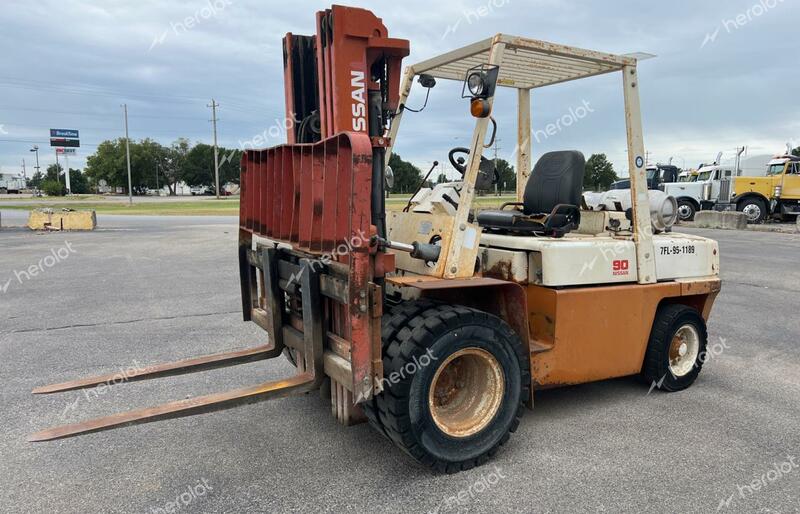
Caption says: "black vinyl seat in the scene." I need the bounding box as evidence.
[477,150,585,237]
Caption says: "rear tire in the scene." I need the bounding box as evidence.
[737,197,766,224]
[365,301,530,473]
[642,304,708,392]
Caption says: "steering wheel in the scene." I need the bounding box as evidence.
[448,147,499,190]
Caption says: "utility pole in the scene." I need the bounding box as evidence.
[21,159,26,181]
[65,155,71,194]
[208,99,220,199]
[123,104,133,205]
[155,161,160,194]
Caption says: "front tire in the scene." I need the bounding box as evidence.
[365,301,530,473]
[676,199,696,222]
[737,197,766,224]
[642,304,708,392]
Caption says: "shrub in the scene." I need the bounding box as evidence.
[41,179,66,196]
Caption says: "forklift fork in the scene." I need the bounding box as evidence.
[28,251,325,442]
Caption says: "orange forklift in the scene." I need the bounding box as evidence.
[31,5,721,473]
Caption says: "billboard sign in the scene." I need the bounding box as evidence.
[50,129,79,138]
[50,138,80,148]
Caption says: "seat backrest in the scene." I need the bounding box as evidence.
[523,150,585,214]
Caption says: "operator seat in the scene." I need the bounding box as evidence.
[476,150,585,237]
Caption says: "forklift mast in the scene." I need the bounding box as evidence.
[237,5,410,406]
[283,5,410,237]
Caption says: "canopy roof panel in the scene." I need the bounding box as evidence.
[410,34,642,89]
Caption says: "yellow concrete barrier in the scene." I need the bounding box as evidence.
[28,209,97,231]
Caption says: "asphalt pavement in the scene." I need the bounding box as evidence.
[1,216,798,513]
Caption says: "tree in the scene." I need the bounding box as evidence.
[42,179,65,196]
[494,158,516,193]
[161,138,190,195]
[583,153,617,191]
[793,146,799,157]
[28,170,44,189]
[84,139,129,191]
[183,143,215,188]
[219,148,242,187]
[40,164,90,194]
[388,153,423,194]
[84,138,240,196]
[46,163,63,182]
[182,144,241,192]
[68,168,90,194]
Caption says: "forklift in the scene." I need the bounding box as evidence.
[30,5,721,473]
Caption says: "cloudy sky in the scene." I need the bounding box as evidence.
[1,0,797,179]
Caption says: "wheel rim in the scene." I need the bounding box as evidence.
[742,203,761,222]
[428,348,505,438]
[677,204,693,220]
[668,324,700,377]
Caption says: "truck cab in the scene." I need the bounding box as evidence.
[733,155,800,223]
[662,164,735,221]
[610,164,679,190]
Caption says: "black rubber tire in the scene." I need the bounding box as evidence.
[364,300,530,473]
[677,199,696,221]
[642,304,708,392]
[363,299,440,440]
[737,197,767,224]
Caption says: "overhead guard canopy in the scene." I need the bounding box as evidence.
[410,34,651,89]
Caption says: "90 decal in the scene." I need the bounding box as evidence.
[612,259,629,276]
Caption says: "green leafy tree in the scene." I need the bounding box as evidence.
[68,168,90,194]
[793,146,799,157]
[135,138,169,193]
[85,138,171,195]
[388,153,423,194]
[494,158,516,193]
[28,170,44,189]
[182,144,241,192]
[46,163,63,182]
[583,153,618,191]
[219,148,242,187]
[40,164,90,194]
[84,139,129,191]
[182,143,215,188]
[161,138,190,195]
[42,179,65,196]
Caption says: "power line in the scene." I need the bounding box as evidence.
[0,78,282,118]
[0,104,278,121]
[0,138,100,148]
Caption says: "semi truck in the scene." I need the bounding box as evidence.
[729,154,800,223]
[661,153,772,221]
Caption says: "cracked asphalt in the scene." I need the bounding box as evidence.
[1,213,798,513]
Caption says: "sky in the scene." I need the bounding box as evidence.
[0,0,797,180]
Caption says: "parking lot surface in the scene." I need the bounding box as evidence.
[1,216,798,513]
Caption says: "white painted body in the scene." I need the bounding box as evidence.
[410,183,463,216]
[480,231,718,287]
